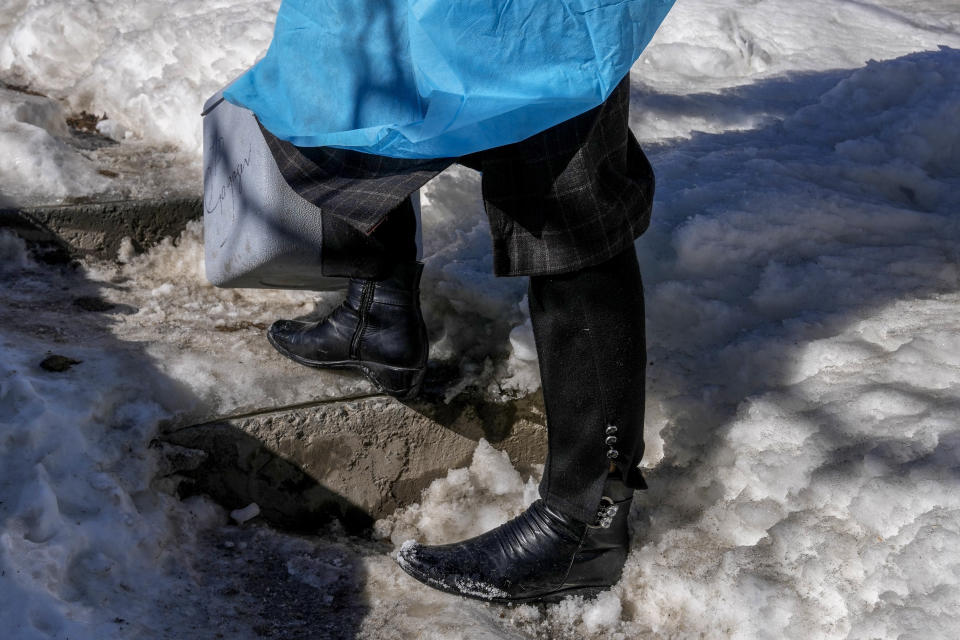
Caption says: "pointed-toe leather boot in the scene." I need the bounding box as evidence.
[267,261,428,400]
[396,473,635,604]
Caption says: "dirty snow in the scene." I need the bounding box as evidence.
[3,0,960,638]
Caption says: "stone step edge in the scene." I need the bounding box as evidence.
[0,196,201,262]
[154,392,547,534]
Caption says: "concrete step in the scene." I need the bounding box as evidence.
[0,197,200,261]
[156,392,546,533]
[3,193,544,534]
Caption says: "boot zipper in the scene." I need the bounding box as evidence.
[350,281,375,360]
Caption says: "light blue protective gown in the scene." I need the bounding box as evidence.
[224,0,676,159]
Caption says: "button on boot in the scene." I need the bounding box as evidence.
[267,261,427,400]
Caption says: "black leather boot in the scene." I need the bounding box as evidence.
[267,261,428,400]
[396,472,635,604]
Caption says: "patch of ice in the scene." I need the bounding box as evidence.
[0,230,32,271]
[229,503,260,525]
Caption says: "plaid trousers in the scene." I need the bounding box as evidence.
[262,74,654,277]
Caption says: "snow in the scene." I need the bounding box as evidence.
[229,503,260,525]
[0,88,112,203]
[581,590,624,634]
[378,440,541,547]
[0,0,279,153]
[2,0,960,638]
[0,0,279,205]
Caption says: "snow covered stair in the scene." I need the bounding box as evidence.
[158,394,546,531]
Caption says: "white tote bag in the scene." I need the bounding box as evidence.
[201,87,421,290]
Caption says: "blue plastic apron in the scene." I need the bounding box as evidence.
[224,0,676,159]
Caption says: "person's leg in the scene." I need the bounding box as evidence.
[531,244,647,524]
[259,123,452,398]
[267,196,429,399]
[396,245,646,602]
[396,73,653,602]
[319,195,419,279]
